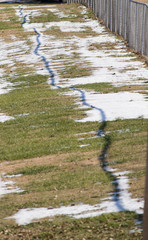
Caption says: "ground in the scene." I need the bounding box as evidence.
[0,2,148,239]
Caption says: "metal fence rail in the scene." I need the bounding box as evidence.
[67,0,148,56]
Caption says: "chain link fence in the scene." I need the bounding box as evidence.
[67,0,148,57]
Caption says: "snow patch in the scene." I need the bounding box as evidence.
[0,79,13,95]
[74,91,148,122]
[0,113,15,123]
[0,176,23,198]
[3,174,23,178]
[79,144,90,148]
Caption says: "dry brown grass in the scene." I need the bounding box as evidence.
[129,176,145,199]
[0,151,98,173]
[89,42,117,51]
[116,85,148,92]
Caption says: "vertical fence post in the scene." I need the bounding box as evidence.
[115,0,117,33]
[143,129,148,240]
[128,0,131,47]
[103,0,105,23]
[110,0,112,31]
[106,0,108,27]
[141,5,145,55]
[99,0,101,19]
[94,0,96,17]
[124,0,127,39]
[135,3,138,52]
[119,0,122,35]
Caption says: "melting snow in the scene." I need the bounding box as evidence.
[3,174,23,178]
[79,144,90,148]
[74,91,148,122]
[0,113,15,123]
[0,80,13,95]
[0,176,23,198]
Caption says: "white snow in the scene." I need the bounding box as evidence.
[129,228,142,234]
[0,113,15,123]
[17,113,29,117]
[0,176,23,198]
[79,144,90,148]
[0,37,33,92]
[0,80,13,95]
[75,131,96,136]
[3,174,23,178]
[73,91,148,122]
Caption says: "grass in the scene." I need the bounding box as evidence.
[0,74,106,161]
[8,74,48,89]
[89,42,117,51]
[0,151,112,220]
[0,3,147,239]
[119,67,139,73]
[59,64,93,79]
[0,7,21,30]
[75,82,148,93]
[25,165,110,192]
[30,11,59,23]
[0,212,143,239]
[12,165,59,175]
[44,25,98,39]
[57,3,96,21]
[30,3,94,24]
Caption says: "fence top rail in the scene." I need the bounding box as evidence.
[130,0,148,7]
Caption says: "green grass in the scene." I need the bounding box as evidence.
[0,74,102,161]
[11,165,59,175]
[75,82,113,92]
[0,21,20,30]
[26,165,110,192]
[0,7,21,30]
[9,74,48,89]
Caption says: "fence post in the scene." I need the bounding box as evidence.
[124,0,127,39]
[106,0,108,27]
[141,5,145,55]
[143,130,148,240]
[69,0,147,57]
[110,0,113,31]
[115,0,118,33]
[119,0,122,35]
[128,0,131,47]
[135,3,138,52]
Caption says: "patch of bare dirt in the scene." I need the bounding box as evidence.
[0,151,99,174]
